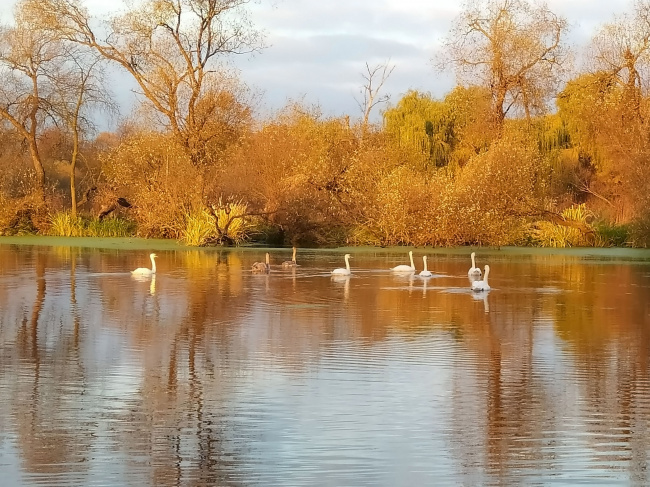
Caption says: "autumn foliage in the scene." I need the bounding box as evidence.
[1,0,650,247]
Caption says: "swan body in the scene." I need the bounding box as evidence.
[468,252,482,277]
[392,250,416,273]
[332,254,352,275]
[471,265,491,291]
[282,246,298,268]
[419,255,432,277]
[252,253,270,274]
[131,253,157,276]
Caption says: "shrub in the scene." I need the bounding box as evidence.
[530,204,595,247]
[49,212,85,237]
[181,209,216,246]
[180,200,255,246]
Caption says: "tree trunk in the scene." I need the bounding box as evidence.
[27,139,46,203]
[70,127,79,218]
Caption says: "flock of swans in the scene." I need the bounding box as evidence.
[131,248,491,292]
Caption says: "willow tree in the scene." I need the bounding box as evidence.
[441,0,568,128]
[42,0,262,166]
[383,90,455,168]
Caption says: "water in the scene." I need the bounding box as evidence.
[1,243,650,486]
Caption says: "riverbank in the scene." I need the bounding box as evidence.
[1,236,650,261]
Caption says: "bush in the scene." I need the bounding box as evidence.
[530,204,595,247]
[180,200,255,246]
[593,220,630,247]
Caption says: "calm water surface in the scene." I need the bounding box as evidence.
[1,244,650,486]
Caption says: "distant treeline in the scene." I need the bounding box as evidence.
[0,0,649,247]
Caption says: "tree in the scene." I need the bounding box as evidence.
[43,0,263,165]
[383,90,454,168]
[0,0,65,201]
[588,0,650,120]
[50,52,116,217]
[356,60,395,128]
[441,0,568,127]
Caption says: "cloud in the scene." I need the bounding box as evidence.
[0,0,638,125]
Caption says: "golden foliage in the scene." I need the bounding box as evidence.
[531,204,595,248]
[180,200,254,246]
[101,131,205,238]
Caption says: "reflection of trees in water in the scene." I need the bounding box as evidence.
[445,259,650,484]
[6,248,91,477]
[1,249,650,482]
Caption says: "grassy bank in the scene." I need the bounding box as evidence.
[2,236,650,261]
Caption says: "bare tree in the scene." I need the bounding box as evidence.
[440,0,568,127]
[356,60,395,127]
[49,51,116,216]
[42,0,264,165]
[0,0,65,201]
[589,0,650,119]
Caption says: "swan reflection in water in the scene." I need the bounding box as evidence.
[331,274,350,301]
[131,273,157,296]
[471,290,490,313]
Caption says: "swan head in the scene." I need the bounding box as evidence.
[344,253,351,259]
[150,253,157,259]
[484,264,490,275]
[471,252,475,258]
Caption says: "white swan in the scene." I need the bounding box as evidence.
[392,250,415,273]
[282,246,298,268]
[468,252,482,277]
[332,253,352,275]
[419,255,432,277]
[252,253,270,274]
[131,253,157,276]
[471,265,491,291]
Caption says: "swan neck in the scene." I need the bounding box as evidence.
[484,267,489,283]
[292,247,296,260]
[409,252,414,268]
[471,253,476,268]
[423,256,428,271]
[150,255,157,273]
[345,255,350,271]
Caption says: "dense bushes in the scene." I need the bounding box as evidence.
[1,92,649,248]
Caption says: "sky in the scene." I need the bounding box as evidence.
[0,0,636,125]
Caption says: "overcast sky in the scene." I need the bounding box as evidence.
[0,0,636,125]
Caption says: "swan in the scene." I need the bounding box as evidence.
[331,253,352,275]
[252,253,270,274]
[468,252,482,277]
[131,253,157,276]
[282,246,298,268]
[391,250,415,272]
[419,255,432,277]
[471,265,491,291]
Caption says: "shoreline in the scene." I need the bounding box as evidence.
[1,236,650,260]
